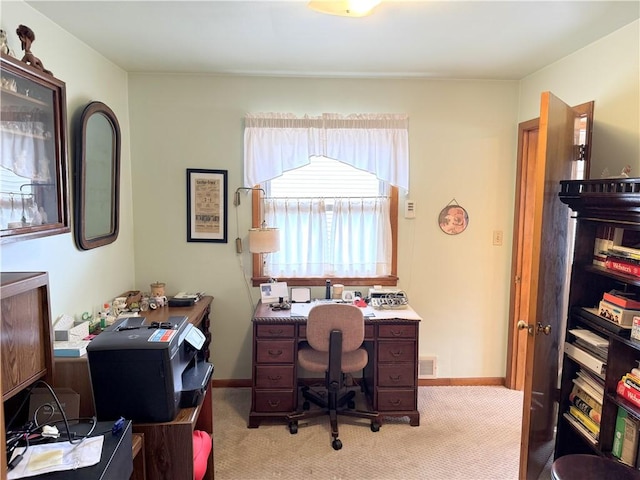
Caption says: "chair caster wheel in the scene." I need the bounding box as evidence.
[303,401,310,410]
[371,422,380,432]
[347,400,355,409]
[289,421,298,434]
[332,439,342,450]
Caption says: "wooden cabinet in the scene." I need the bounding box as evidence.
[0,53,69,243]
[556,179,640,466]
[53,297,215,480]
[1,272,54,480]
[249,302,420,428]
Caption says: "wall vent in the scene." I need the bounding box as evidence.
[419,355,437,379]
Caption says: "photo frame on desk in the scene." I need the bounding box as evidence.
[260,282,288,304]
[186,169,228,243]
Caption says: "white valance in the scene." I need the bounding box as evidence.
[243,113,409,192]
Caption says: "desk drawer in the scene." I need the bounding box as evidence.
[255,365,295,388]
[378,324,417,339]
[256,339,295,363]
[377,363,415,387]
[254,390,295,413]
[376,388,417,411]
[377,341,416,363]
[256,324,295,338]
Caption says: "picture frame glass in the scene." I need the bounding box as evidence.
[186,169,228,243]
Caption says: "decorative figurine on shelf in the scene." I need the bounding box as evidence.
[16,24,52,75]
[0,29,14,56]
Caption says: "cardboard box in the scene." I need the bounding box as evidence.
[28,387,80,424]
[599,300,640,327]
[54,314,90,342]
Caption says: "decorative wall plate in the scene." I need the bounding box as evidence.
[438,200,469,235]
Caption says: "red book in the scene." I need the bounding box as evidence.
[617,380,640,408]
[605,258,640,277]
[603,290,640,310]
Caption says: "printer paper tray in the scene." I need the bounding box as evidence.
[180,361,214,408]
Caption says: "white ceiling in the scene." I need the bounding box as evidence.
[23,0,640,80]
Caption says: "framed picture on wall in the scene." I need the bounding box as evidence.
[186,168,228,243]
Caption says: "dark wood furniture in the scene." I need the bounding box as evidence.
[0,53,70,243]
[249,301,420,428]
[53,296,214,480]
[28,420,133,479]
[556,179,640,467]
[1,272,54,480]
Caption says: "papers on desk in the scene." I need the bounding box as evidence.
[8,435,104,479]
[290,301,421,320]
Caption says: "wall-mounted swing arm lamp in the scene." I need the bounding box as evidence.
[234,187,280,258]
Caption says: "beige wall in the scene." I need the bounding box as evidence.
[1,1,638,381]
[519,20,640,177]
[128,75,520,379]
[0,2,136,320]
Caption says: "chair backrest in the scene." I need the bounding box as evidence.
[306,303,364,353]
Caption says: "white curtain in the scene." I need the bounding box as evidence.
[331,197,391,276]
[264,197,391,277]
[264,198,328,277]
[244,113,409,192]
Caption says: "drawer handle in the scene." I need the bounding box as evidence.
[268,328,283,335]
[389,350,404,357]
[268,349,283,357]
[389,329,405,337]
[268,400,281,408]
[388,399,402,407]
[389,375,402,382]
[268,375,282,381]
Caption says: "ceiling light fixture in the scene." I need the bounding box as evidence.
[308,0,382,17]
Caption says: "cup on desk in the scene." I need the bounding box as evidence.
[332,284,344,300]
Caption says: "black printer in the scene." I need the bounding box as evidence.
[87,315,213,423]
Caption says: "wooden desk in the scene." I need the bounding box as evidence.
[54,297,214,480]
[249,301,421,428]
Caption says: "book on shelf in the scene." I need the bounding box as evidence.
[617,380,640,409]
[613,407,629,459]
[569,328,609,360]
[608,244,640,262]
[605,257,640,278]
[563,412,597,445]
[603,290,640,310]
[564,342,607,376]
[573,372,604,404]
[568,405,600,437]
[614,407,640,467]
[577,368,605,390]
[569,385,602,424]
[593,225,608,266]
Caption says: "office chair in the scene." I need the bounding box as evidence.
[287,303,380,450]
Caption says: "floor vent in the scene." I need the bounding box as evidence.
[419,355,437,379]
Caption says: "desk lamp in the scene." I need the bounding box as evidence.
[249,223,280,274]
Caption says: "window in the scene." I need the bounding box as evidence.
[244,112,407,286]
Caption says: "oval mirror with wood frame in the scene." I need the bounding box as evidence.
[74,101,121,250]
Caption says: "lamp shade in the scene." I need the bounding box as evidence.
[249,228,280,253]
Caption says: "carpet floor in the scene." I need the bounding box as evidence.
[212,386,531,480]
